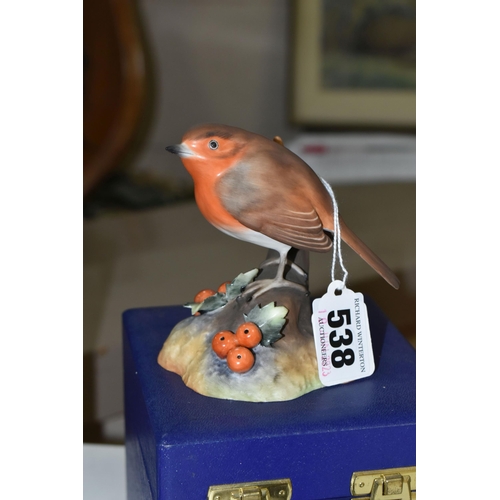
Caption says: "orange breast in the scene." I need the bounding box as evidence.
[182,156,247,231]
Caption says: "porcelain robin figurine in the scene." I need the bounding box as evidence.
[166,124,399,293]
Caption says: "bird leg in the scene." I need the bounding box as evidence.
[243,249,308,299]
[260,256,308,279]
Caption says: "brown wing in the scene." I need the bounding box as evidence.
[259,207,332,252]
[216,146,332,252]
[216,140,400,289]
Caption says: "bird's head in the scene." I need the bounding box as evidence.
[166,124,254,180]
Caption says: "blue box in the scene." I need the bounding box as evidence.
[123,297,415,500]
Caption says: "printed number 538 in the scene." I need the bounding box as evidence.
[328,309,355,368]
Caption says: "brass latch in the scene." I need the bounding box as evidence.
[351,467,416,500]
[207,479,292,500]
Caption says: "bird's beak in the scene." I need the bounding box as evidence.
[165,143,195,158]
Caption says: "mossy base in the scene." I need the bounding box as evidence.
[157,251,324,402]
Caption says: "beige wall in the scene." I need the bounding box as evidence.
[132,0,296,186]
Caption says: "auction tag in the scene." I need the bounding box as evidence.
[312,281,375,386]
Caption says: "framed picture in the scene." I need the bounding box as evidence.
[291,0,416,128]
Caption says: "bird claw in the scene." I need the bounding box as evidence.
[243,277,308,300]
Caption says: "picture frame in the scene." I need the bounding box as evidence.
[291,0,416,128]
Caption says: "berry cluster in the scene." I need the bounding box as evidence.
[211,322,262,373]
[186,270,259,316]
[192,282,231,314]
[194,281,230,303]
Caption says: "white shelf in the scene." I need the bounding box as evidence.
[286,133,416,185]
[83,444,126,500]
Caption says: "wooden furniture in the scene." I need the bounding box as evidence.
[83,0,147,196]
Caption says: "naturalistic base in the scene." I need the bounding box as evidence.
[157,251,323,402]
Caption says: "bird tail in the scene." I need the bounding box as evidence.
[339,215,400,290]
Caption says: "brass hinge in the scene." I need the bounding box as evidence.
[207,478,292,500]
[351,467,416,500]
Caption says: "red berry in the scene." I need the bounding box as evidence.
[194,289,216,303]
[217,281,231,294]
[227,346,255,373]
[211,331,238,359]
[236,322,262,348]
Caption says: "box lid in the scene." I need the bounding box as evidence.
[123,297,415,500]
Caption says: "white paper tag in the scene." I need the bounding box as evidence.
[311,281,375,386]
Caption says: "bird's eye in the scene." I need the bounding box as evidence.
[208,140,219,150]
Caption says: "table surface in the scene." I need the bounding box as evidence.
[83,444,126,500]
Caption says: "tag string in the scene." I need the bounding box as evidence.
[320,177,348,288]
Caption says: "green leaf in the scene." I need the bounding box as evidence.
[225,268,259,300]
[184,293,228,315]
[197,292,228,312]
[184,268,259,316]
[260,331,284,347]
[244,302,288,346]
[184,302,200,314]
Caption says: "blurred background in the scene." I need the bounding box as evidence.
[83,0,415,444]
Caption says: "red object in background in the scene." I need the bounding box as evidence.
[302,144,328,155]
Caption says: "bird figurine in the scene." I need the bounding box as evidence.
[166,124,399,295]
